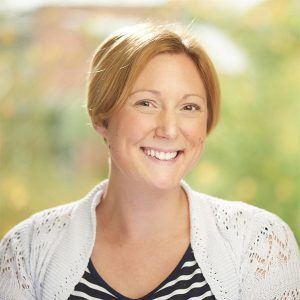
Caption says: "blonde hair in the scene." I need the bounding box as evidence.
[87,23,220,134]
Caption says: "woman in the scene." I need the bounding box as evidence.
[0,23,299,300]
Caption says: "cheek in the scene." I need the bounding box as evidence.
[184,119,207,146]
[109,111,153,143]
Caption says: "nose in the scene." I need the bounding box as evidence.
[155,109,179,140]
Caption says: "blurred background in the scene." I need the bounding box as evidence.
[0,0,299,242]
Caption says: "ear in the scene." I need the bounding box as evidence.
[92,121,108,139]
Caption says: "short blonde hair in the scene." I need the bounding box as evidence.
[87,23,220,134]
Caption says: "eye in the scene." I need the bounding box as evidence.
[135,100,154,107]
[182,104,201,111]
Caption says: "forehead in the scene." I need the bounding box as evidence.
[138,52,199,74]
[131,53,206,95]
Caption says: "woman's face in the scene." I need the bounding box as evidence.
[96,53,208,190]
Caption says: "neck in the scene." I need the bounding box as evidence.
[96,174,189,243]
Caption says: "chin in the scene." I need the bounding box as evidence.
[146,176,182,191]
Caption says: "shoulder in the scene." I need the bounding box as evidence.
[0,180,104,299]
[0,201,79,299]
[0,200,80,272]
[194,191,299,255]
[0,180,105,248]
[190,188,261,238]
[192,191,300,297]
[1,200,77,246]
[191,189,293,242]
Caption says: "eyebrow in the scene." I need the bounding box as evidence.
[129,89,206,102]
[129,89,160,96]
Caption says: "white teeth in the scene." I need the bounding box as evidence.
[157,152,163,160]
[143,148,178,161]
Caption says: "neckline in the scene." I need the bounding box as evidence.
[88,243,192,300]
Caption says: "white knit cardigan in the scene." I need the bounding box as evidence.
[0,180,299,300]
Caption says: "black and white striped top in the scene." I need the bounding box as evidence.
[68,244,215,299]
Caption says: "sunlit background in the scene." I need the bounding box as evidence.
[0,0,299,242]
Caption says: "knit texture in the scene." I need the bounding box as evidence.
[0,180,299,300]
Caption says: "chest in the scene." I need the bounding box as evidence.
[91,235,190,299]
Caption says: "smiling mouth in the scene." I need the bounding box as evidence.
[141,147,182,161]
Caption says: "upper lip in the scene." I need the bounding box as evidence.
[141,147,183,153]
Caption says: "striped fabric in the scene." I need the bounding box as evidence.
[68,244,215,300]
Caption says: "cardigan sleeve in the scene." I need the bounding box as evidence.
[240,210,300,299]
[0,218,36,300]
